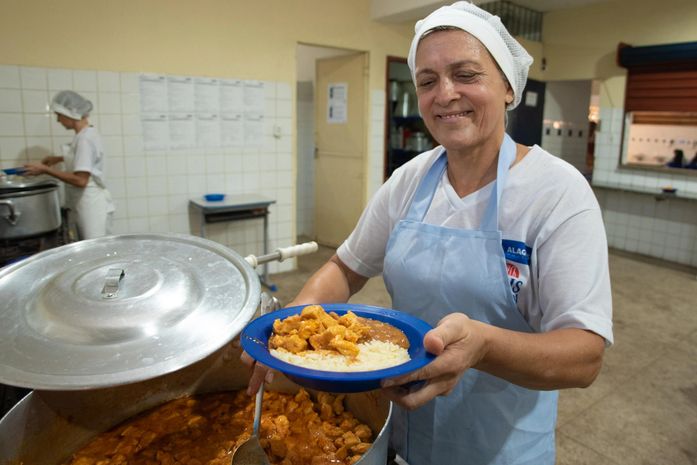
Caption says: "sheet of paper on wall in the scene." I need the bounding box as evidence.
[197,114,221,148]
[221,113,243,147]
[169,113,196,149]
[220,79,244,114]
[244,112,264,148]
[195,77,220,114]
[525,91,538,107]
[167,76,195,113]
[140,74,168,113]
[244,80,265,114]
[141,113,169,151]
[328,82,348,124]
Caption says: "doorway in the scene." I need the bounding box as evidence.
[295,44,368,247]
[541,80,595,175]
[507,78,546,146]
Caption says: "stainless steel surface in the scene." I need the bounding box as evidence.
[190,194,277,288]
[0,185,61,239]
[0,345,392,465]
[0,233,260,390]
[0,174,57,191]
[100,268,125,299]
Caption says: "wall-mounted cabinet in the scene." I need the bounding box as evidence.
[384,57,434,179]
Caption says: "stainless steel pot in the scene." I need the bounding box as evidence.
[0,344,391,465]
[0,234,390,464]
[0,175,60,240]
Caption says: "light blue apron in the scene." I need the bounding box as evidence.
[383,134,558,465]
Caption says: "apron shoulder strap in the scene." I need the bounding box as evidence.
[405,148,447,222]
[480,133,517,232]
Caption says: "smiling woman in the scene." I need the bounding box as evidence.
[413,30,512,172]
[245,3,613,465]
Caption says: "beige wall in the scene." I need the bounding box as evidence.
[0,0,413,90]
[542,0,697,106]
[6,0,697,109]
[0,0,415,210]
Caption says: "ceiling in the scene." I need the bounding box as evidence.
[371,0,612,22]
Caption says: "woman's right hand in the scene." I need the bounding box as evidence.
[241,350,275,395]
[381,313,489,410]
[22,162,48,176]
[41,155,63,166]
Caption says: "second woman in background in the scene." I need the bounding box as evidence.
[24,90,114,240]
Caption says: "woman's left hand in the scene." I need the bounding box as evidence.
[381,312,489,410]
[23,162,48,176]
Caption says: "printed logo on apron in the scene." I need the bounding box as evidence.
[502,239,531,303]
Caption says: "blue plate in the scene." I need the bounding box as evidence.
[204,193,225,202]
[241,303,435,393]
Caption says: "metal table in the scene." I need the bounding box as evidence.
[189,194,277,290]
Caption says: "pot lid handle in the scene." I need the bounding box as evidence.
[101,268,126,299]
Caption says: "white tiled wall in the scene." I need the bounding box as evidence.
[0,64,295,274]
[592,106,697,266]
[541,122,589,174]
[541,80,592,174]
[595,188,697,266]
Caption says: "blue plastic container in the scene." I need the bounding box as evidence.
[2,167,26,175]
[204,193,225,202]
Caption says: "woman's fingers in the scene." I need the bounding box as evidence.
[381,313,489,409]
[22,163,42,175]
[242,350,274,396]
[240,350,254,366]
[383,373,458,410]
[382,337,470,388]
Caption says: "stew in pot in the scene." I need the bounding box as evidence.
[62,389,373,465]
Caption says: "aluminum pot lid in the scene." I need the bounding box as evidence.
[0,233,260,390]
[0,174,58,191]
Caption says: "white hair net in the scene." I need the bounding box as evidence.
[407,1,533,110]
[51,90,93,120]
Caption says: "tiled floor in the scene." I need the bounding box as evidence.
[268,242,697,465]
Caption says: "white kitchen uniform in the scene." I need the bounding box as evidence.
[338,144,613,345]
[64,127,115,239]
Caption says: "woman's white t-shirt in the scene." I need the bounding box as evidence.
[337,145,613,345]
[70,126,106,187]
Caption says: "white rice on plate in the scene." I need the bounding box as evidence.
[270,339,410,372]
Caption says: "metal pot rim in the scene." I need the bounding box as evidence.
[0,185,58,198]
[0,175,58,191]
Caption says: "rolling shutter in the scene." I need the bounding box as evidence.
[618,42,697,112]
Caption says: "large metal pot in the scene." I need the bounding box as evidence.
[0,233,391,465]
[0,345,391,465]
[0,175,61,240]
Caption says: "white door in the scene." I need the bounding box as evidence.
[314,53,368,247]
